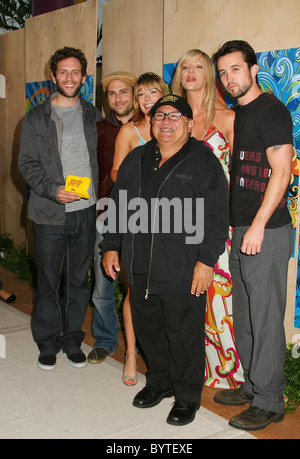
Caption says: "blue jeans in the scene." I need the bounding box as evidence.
[91,227,119,354]
[32,205,96,356]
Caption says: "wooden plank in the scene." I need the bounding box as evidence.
[164,0,300,63]
[25,0,98,85]
[0,29,26,246]
[102,0,163,78]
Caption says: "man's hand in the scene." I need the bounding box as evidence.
[240,143,292,255]
[102,251,120,280]
[57,186,80,203]
[240,222,265,255]
[191,261,214,296]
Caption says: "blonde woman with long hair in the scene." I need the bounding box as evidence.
[172,49,244,389]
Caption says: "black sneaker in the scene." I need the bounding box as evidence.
[88,347,110,364]
[38,354,57,371]
[66,350,88,369]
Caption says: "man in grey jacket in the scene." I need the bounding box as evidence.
[19,47,102,371]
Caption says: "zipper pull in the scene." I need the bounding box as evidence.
[144,289,149,300]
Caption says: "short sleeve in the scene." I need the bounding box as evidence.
[257,102,293,150]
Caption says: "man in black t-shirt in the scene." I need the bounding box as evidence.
[212,41,294,431]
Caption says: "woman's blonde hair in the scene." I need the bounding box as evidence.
[133,72,169,122]
[171,49,216,128]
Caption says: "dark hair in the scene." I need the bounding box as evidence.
[50,46,87,77]
[213,40,258,70]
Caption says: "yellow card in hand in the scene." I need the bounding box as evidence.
[65,175,91,199]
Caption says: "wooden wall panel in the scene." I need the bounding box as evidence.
[102,0,164,78]
[0,29,26,246]
[25,0,98,84]
[164,0,300,63]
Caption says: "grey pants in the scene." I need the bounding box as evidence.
[229,223,294,412]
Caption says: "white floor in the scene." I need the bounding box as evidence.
[0,302,254,440]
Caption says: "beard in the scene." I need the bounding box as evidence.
[112,103,134,118]
[227,77,253,100]
[55,79,83,98]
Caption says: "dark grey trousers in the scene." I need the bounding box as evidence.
[229,223,294,412]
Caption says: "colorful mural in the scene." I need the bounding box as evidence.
[25,75,95,111]
[256,48,300,329]
[163,47,300,329]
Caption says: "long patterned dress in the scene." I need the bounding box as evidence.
[202,125,244,389]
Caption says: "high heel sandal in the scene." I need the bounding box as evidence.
[122,355,138,386]
[0,289,16,304]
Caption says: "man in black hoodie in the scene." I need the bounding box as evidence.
[102,94,229,426]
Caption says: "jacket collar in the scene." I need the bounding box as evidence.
[106,110,134,129]
[49,91,83,111]
[106,110,122,127]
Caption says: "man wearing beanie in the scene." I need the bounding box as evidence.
[102,94,229,425]
[88,71,136,365]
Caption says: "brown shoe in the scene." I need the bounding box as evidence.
[214,386,254,406]
[87,347,109,364]
[229,406,284,431]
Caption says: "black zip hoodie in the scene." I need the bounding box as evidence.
[102,136,229,295]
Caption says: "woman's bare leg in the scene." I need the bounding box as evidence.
[122,288,137,385]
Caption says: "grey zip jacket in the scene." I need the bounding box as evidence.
[18,92,102,225]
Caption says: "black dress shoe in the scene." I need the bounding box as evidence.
[167,399,200,426]
[132,385,173,408]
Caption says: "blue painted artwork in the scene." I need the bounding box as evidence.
[25,75,95,111]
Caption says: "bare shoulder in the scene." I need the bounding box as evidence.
[214,101,235,123]
[118,121,135,136]
[213,101,235,147]
[115,122,136,144]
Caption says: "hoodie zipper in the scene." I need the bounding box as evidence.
[144,157,187,299]
[129,157,142,284]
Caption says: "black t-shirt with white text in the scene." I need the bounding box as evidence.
[230,92,293,228]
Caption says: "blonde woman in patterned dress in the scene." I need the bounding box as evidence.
[172,49,244,389]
